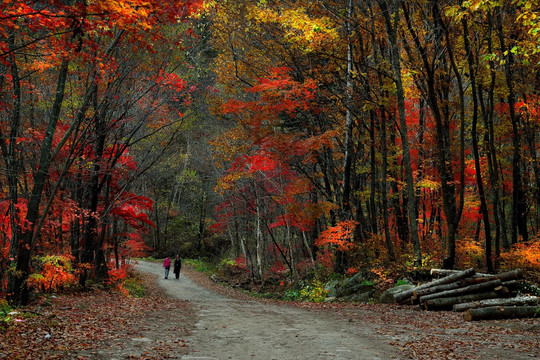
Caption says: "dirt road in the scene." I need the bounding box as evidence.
[135,261,399,360]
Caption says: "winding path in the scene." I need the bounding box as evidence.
[135,261,399,360]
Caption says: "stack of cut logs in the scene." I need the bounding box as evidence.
[393,268,539,321]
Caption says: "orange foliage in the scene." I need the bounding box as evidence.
[500,237,540,274]
[455,240,485,270]
[315,220,358,252]
[345,267,359,276]
[27,255,76,293]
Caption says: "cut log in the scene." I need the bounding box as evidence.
[430,269,490,277]
[419,279,502,303]
[424,289,509,311]
[464,305,540,321]
[500,280,519,289]
[414,277,496,299]
[430,268,522,281]
[491,269,523,281]
[453,296,538,312]
[394,268,476,303]
[398,296,418,305]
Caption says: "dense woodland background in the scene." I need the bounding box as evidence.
[2,0,540,305]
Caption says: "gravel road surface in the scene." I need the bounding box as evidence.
[135,261,399,360]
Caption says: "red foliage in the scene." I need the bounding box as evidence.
[315,220,358,252]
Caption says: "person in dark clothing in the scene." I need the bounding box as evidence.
[173,254,182,279]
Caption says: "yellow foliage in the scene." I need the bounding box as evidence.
[247,5,338,52]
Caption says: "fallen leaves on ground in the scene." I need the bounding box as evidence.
[0,273,195,360]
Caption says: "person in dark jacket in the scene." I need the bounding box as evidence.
[173,254,182,279]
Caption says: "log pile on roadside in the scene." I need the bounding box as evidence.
[394,268,540,321]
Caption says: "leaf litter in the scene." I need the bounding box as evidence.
[0,273,196,360]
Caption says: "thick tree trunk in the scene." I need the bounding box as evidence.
[454,296,538,312]
[430,269,489,277]
[419,279,502,303]
[430,268,522,281]
[464,306,540,321]
[394,268,475,303]
[424,289,509,311]
[414,277,495,298]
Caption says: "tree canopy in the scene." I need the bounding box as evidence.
[2,0,540,304]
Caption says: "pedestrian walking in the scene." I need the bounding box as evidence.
[163,256,171,279]
[173,254,182,279]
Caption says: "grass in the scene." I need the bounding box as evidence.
[184,259,219,274]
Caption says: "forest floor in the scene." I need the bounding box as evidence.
[1,261,539,359]
[0,267,196,360]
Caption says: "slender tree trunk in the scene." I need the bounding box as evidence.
[380,0,422,264]
[496,8,528,244]
[462,18,493,272]
[403,1,460,268]
[479,11,508,260]
[369,111,378,235]
[342,0,354,219]
[4,33,22,302]
[380,110,396,261]
[8,59,70,305]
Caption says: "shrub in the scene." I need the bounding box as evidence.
[122,278,145,297]
[0,299,12,330]
[219,256,248,277]
[27,255,76,293]
[284,280,329,303]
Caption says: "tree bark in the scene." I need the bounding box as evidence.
[379,0,421,265]
[341,0,354,219]
[462,17,493,272]
[394,268,476,303]
[418,279,502,303]
[453,296,538,312]
[7,59,70,305]
[464,306,539,321]
[414,276,495,298]
[496,7,528,245]
[424,289,509,311]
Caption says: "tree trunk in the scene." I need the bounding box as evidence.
[380,0,421,265]
[4,33,22,304]
[419,279,502,303]
[424,289,509,311]
[430,268,522,281]
[462,17,493,272]
[341,0,354,219]
[7,59,70,305]
[414,276,495,298]
[496,7,528,245]
[380,110,395,261]
[454,296,538,312]
[464,306,540,321]
[394,268,476,303]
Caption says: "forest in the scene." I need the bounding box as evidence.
[2,0,540,306]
